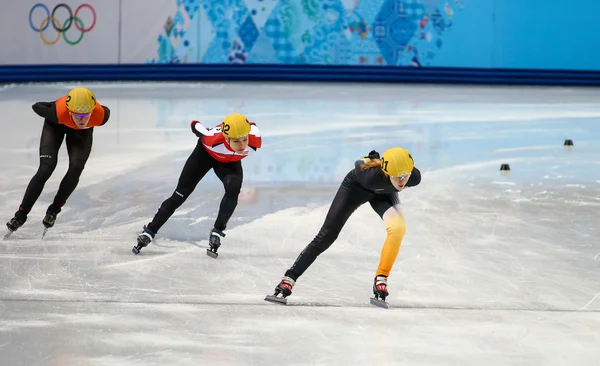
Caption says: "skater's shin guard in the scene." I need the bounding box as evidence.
[376,210,406,277]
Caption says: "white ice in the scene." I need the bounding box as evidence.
[0,82,599,366]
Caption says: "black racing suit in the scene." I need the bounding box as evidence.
[15,101,110,220]
[285,160,421,281]
[146,139,243,234]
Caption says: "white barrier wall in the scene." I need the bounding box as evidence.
[119,0,176,64]
[1,0,600,73]
[0,0,120,64]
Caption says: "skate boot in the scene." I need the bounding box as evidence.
[370,275,389,309]
[42,204,62,229]
[206,228,225,258]
[132,225,155,255]
[6,217,25,232]
[5,210,27,239]
[41,204,61,239]
[264,276,296,305]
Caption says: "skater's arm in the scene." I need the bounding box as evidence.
[31,101,58,122]
[406,167,421,187]
[100,106,111,125]
[354,159,391,191]
[190,120,208,138]
[248,123,262,150]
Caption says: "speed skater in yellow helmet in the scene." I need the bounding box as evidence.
[66,88,97,114]
[221,113,251,139]
[380,147,414,177]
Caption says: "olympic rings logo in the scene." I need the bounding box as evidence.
[29,3,96,46]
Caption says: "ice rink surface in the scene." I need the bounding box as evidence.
[0,81,599,365]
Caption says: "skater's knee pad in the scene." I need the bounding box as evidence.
[223,174,242,195]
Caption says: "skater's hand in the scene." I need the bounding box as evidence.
[366,150,380,160]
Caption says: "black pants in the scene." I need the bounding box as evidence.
[147,141,243,234]
[285,173,399,281]
[18,121,93,217]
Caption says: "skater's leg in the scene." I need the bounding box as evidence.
[146,143,213,234]
[369,194,405,301]
[46,129,93,222]
[369,194,405,277]
[203,160,243,255]
[284,183,371,281]
[376,209,405,277]
[268,182,371,300]
[16,121,64,218]
[212,161,243,231]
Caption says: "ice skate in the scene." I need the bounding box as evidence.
[41,205,61,239]
[132,225,155,255]
[42,212,56,239]
[5,214,26,240]
[370,275,389,309]
[264,276,295,305]
[206,228,225,258]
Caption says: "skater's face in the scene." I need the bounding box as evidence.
[227,136,249,153]
[70,111,92,129]
[390,173,411,191]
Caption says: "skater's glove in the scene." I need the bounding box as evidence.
[366,150,380,160]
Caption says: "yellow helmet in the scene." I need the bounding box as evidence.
[221,113,251,139]
[66,88,96,113]
[381,147,414,177]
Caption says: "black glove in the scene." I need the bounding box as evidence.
[366,150,380,159]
